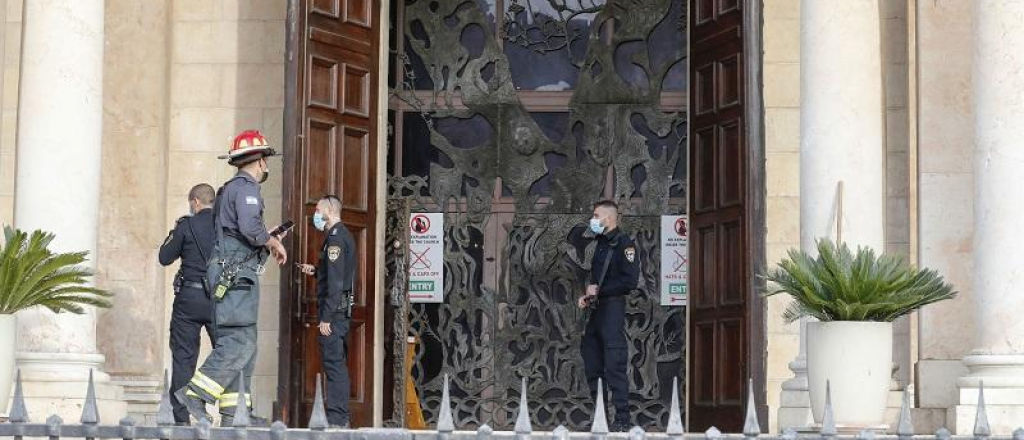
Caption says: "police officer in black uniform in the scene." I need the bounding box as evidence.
[298,195,357,429]
[578,200,640,431]
[159,184,218,425]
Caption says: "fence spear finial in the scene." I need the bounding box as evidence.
[974,381,991,438]
[897,387,914,438]
[9,369,29,423]
[743,378,761,437]
[81,369,100,425]
[667,376,683,435]
[231,371,251,427]
[308,373,329,431]
[156,369,176,426]
[591,378,609,434]
[821,380,837,437]
[515,377,532,434]
[437,373,455,433]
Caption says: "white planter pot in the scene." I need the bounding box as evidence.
[807,321,892,428]
[0,314,15,414]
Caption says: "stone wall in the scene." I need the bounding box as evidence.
[914,0,975,432]
[163,0,287,418]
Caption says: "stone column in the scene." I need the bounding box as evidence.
[953,1,1024,434]
[778,0,886,431]
[13,0,125,421]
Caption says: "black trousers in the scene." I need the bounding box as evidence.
[581,296,629,420]
[319,318,351,426]
[170,286,216,424]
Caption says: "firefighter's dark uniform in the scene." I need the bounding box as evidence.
[178,171,269,421]
[159,208,217,425]
[317,222,357,427]
[582,227,640,426]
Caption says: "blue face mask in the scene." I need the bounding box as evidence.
[313,211,327,231]
[589,218,605,235]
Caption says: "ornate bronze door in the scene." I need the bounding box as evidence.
[383,0,690,431]
[280,0,381,428]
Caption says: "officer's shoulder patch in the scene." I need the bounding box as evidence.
[624,246,636,263]
[163,233,174,246]
[175,216,187,225]
[245,196,259,205]
[327,245,341,262]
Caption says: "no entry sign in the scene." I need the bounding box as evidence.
[409,213,444,303]
[660,215,688,306]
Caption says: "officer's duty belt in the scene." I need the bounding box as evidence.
[594,295,626,305]
[181,280,206,291]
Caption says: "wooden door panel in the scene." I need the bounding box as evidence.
[693,322,716,404]
[343,65,372,116]
[283,0,379,428]
[693,224,717,309]
[717,318,744,403]
[344,0,371,27]
[309,55,340,110]
[341,127,370,211]
[694,127,716,212]
[720,220,743,306]
[312,0,341,17]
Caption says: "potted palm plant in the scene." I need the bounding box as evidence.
[0,226,112,414]
[763,239,956,429]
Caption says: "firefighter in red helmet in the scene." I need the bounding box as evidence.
[175,130,287,426]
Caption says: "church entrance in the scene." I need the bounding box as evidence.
[280,0,764,431]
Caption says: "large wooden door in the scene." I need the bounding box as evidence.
[687,0,755,432]
[280,0,380,428]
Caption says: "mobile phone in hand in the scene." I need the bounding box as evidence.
[271,220,294,237]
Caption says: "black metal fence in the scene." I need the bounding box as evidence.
[1,369,1020,440]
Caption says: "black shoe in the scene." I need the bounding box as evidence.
[173,388,210,424]
[610,417,632,433]
[328,420,350,430]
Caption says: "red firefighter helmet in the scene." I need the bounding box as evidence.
[219,130,277,165]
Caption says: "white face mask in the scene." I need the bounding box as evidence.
[187,201,195,216]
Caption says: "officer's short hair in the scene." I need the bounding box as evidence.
[319,195,342,216]
[189,184,216,205]
[593,200,618,213]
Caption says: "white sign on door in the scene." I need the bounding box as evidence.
[660,215,688,306]
[409,212,445,303]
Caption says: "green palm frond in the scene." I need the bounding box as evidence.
[0,226,112,315]
[762,238,957,323]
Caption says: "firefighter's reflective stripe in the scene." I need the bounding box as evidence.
[190,371,225,399]
[219,393,252,409]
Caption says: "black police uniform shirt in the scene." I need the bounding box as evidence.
[589,227,640,297]
[317,222,357,323]
[159,208,216,281]
[217,170,270,248]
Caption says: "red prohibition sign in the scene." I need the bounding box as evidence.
[674,218,687,237]
[411,214,431,234]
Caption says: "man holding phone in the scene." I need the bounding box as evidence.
[297,195,356,428]
[175,130,288,426]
